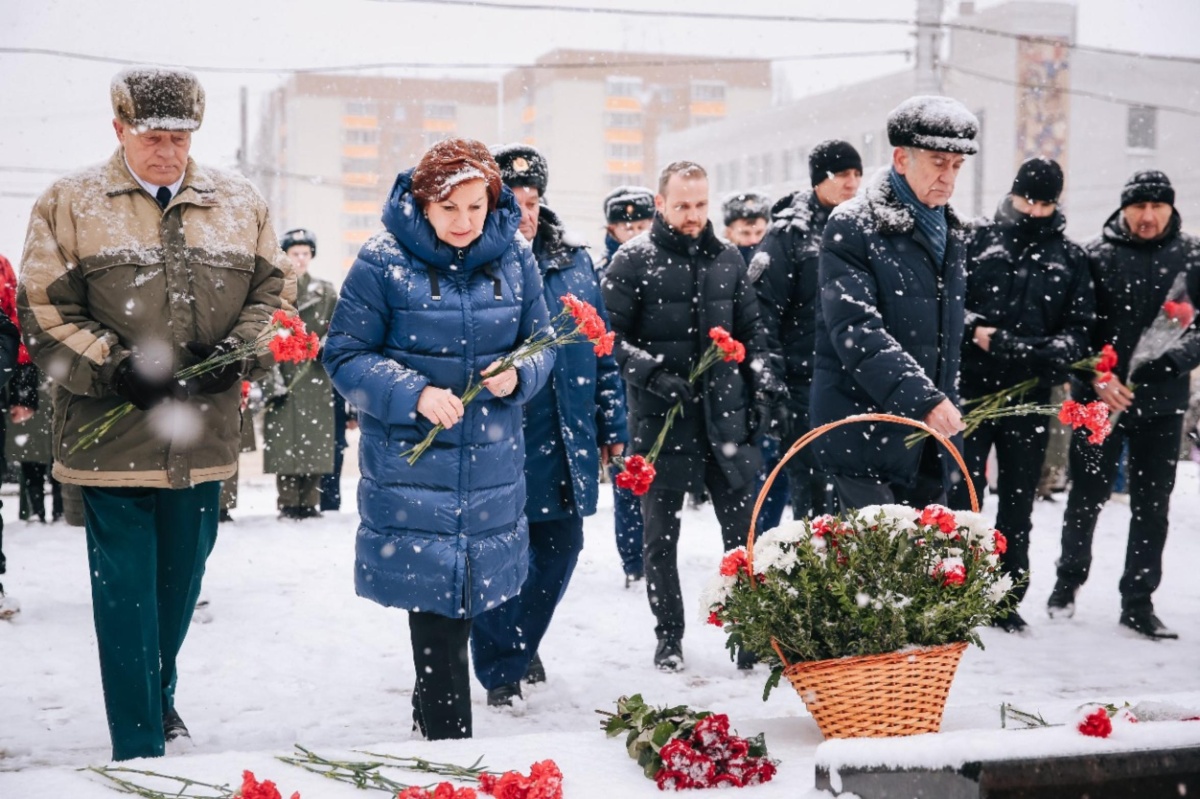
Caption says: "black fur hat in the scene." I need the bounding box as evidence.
[490,143,549,195]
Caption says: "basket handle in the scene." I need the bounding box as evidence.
[745,413,978,585]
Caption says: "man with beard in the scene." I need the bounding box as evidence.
[1050,170,1200,639]
[953,157,1094,633]
[603,161,777,671]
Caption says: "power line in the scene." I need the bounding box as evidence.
[944,63,1200,119]
[0,46,909,75]
[380,0,1200,66]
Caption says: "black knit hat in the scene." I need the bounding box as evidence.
[1011,157,1064,203]
[281,228,317,256]
[489,143,548,195]
[604,185,655,224]
[111,67,206,131]
[1121,170,1175,208]
[809,140,863,187]
[887,95,979,155]
[722,192,771,226]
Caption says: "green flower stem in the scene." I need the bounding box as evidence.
[84,765,233,798]
[277,745,488,793]
[642,341,725,466]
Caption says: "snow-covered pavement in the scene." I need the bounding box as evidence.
[3,447,1200,797]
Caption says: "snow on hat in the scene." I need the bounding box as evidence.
[604,185,655,224]
[111,67,205,132]
[490,143,548,195]
[281,228,317,256]
[808,139,863,187]
[1011,157,1064,203]
[722,191,771,226]
[1121,169,1175,208]
[887,95,979,155]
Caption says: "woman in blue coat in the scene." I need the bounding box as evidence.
[470,146,628,707]
[323,139,552,740]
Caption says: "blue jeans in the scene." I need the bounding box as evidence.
[471,514,584,690]
[613,483,644,576]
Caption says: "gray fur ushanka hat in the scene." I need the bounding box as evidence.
[887,95,978,155]
[111,67,206,131]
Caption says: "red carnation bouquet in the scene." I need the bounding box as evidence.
[600,695,777,790]
[613,327,747,496]
[401,294,613,464]
[72,311,319,453]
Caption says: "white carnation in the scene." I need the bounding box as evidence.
[987,573,1015,603]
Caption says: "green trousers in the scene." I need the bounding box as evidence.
[82,481,220,761]
[276,473,321,509]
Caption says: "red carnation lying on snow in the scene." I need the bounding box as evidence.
[614,454,656,496]
[1078,707,1113,739]
[236,771,299,799]
[478,760,562,799]
[398,784,477,799]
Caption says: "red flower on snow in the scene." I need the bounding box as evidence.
[478,760,562,799]
[933,561,967,587]
[562,293,615,356]
[1058,400,1113,445]
[918,505,960,536]
[1163,300,1196,328]
[1078,707,1113,738]
[719,548,750,577]
[237,771,299,799]
[708,326,746,363]
[614,454,656,496]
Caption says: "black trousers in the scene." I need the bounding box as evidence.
[409,611,472,740]
[1058,412,1182,609]
[20,462,63,521]
[780,417,836,520]
[833,441,947,510]
[950,412,1049,605]
[641,460,754,641]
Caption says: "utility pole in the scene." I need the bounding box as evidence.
[915,0,945,95]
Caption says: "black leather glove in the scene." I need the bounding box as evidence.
[113,355,184,411]
[184,338,245,395]
[769,401,792,441]
[646,370,695,403]
[1131,353,1181,385]
[748,399,772,444]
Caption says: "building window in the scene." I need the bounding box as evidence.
[343,214,377,230]
[606,76,642,97]
[607,173,642,189]
[345,100,377,117]
[606,142,643,160]
[1127,105,1157,150]
[344,187,377,202]
[605,112,642,129]
[691,81,726,102]
[342,157,379,174]
[344,128,380,145]
[424,101,457,120]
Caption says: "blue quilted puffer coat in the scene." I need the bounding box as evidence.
[323,169,553,618]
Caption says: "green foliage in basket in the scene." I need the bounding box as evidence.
[700,505,1015,698]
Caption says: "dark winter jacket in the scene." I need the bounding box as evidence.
[523,207,627,521]
[960,197,1095,401]
[1074,208,1200,418]
[810,170,969,484]
[602,214,773,493]
[323,170,554,618]
[753,190,833,412]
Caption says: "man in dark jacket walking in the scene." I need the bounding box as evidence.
[1050,170,1200,639]
[596,185,655,588]
[603,161,776,671]
[811,96,977,508]
[952,157,1095,633]
[755,140,862,521]
[471,145,628,706]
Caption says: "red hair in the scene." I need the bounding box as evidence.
[411,138,502,211]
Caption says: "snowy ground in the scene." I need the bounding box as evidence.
[3,437,1200,797]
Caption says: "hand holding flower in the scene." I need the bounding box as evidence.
[417,386,466,429]
[480,359,519,398]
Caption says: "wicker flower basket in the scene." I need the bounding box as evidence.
[747,413,978,739]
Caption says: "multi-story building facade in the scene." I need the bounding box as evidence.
[656,1,1200,240]
[253,51,772,281]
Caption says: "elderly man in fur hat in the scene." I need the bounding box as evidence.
[17,67,293,761]
[810,96,977,510]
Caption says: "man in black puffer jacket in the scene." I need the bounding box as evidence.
[755,140,862,519]
[811,96,977,508]
[603,161,777,672]
[1050,170,1200,639]
[952,157,1095,634]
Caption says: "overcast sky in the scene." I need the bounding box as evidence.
[1,0,1197,258]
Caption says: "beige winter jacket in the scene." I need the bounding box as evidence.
[17,150,295,489]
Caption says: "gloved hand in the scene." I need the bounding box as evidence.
[647,370,694,404]
[749,398,772,443]
[769,401,793,441]
[113,355,184,411]
[1131,353,1181,385]
[184,338,245,395]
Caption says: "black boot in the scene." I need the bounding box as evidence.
[487,683,522,707]
[163,708,190,744]
[992,609,1029,634]
[1119,606,1178,640]
[1046,580,1077,619]
[654,638,684,672]
[523,652,546,685]
[735,647,759,670]
[218,509,234,524]
[278,506,302,520]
